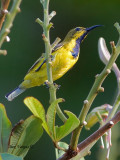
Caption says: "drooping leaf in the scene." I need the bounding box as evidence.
[55,111,80,141]
[0,153,23,160]
[24,96,49,134]
[85,104,112,130]
[8,115,43,158]
[0,103,12,152]
[55,142,68,159]
[46,98,64,140]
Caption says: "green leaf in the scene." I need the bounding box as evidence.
[8,115,43,158]
[0,153,23,160]
[55,111,80,141]
[24,96,49,135]
[85,104,112,130]
[0,103,12,152]
[46,98,64,140]
[55,142,68,159]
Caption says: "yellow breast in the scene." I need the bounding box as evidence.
[52,46,79,80]
[22,39,79,88]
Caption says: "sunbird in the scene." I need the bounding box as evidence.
[6,25,101,101]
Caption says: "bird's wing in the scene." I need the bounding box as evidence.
[27,56,45,73]
[27,43,63,74]
[27,55,55,74]
[52,42,63,52]
[35,59,47,72]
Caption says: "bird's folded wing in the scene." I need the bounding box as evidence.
[52,42,63,52]
[27,56,45,73]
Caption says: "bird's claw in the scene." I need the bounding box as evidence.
[53,83,61,89]
[44,81,61,90]
[44,81,50,88]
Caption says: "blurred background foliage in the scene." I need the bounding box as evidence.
[0,0,120,159]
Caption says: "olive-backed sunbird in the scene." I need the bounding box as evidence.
[5,25,101,101]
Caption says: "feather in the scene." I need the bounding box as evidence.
[27,57,44,73]
[5,87,26,101]
[52,43,63,52]
[35,59,47,72]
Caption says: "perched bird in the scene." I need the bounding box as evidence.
[6,25,101,101]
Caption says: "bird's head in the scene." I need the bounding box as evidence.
[64,25,102,43]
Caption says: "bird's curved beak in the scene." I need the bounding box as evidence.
[86,25,103,32]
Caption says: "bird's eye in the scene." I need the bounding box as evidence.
[75,28,81,31]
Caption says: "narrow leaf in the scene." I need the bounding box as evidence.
[8,115,43,158]
[0,103,12,152]
[24,97,49,134]
[46,98,64,140]
[0,153,23,160]
[55,111,80,141]
[55,142,68,159]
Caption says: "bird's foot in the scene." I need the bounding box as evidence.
[44,80,50,88]
[50,55,54,61]
[44,80,61,90]
[53,83,61,90]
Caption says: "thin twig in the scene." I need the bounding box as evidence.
[58,111,120,160]
[0,0,10,30]
[96,36,120,125]
[51,37,61,50]
[54,142,67,152]
[42,0,57,104]
[40,0,67,122]
[0,49,7,55]
[0,0,22,48]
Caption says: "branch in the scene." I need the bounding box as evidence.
[70,27,120,150]
[58,111,120,160]
[94,36,120,124]
[0,0,22,48]
[0,49,7,55]
[39,0,67,122]
[51,37,61,50]
[0,0,10,30]
[41,0,56,104]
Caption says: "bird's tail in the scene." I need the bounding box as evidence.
[5,87,26,101]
